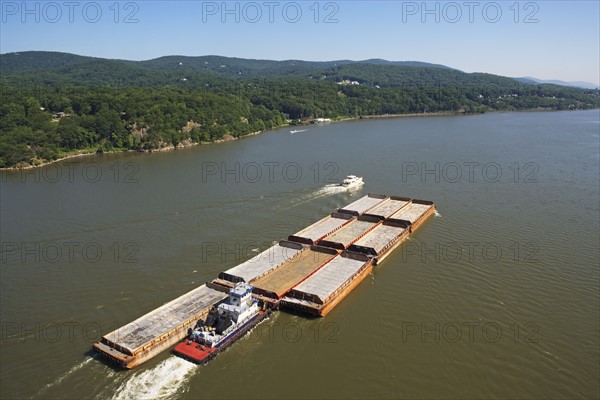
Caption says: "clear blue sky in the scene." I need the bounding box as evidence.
[1,0,599,84]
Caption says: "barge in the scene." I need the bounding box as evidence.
[316,215,382,250]
[337,193,387,216]
[92,284,227,368]
[348,219,411,265]
[218,240,304,284]
[388,199,436,232]
[362,196,412,220]
[93,193,436,368]
[288,212,354,245]
[280,251,372,316]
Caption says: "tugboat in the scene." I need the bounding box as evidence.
[173,283,268,364]
[341,175,364,188]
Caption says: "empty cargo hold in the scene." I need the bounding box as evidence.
[218,241,304,283]
[281,252,372,316]
[348,220,410,263]
[337,193,388,216]
[363,196,411,219]
[251,245,338,299]
[94,284,227,368]
[318,215,381,250]
[288,212,354,245]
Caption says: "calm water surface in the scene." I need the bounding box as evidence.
[1,110,598,399]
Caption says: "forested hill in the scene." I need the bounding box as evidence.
[1,51,599,168]
[0,51,454,79]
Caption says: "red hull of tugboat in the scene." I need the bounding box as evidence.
[173,309,269,364]
[173,341,217,364]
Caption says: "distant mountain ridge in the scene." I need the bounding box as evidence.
[4,51,595,91]
[515,76,598,90]
[0,51,455,74]
[0,51,101,72]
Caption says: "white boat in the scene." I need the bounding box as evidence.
[341,175,363,187]
[290,129,307,134]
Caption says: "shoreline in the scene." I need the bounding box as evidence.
[0,129,268,172]
[0,108,593,171]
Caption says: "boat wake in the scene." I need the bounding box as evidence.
[112,357,196,400]
[434,210,441,217]
[34,357,94,397]
[287,184,348,208]
[314,183,350,197]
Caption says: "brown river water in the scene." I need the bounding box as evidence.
[1,110,598,399]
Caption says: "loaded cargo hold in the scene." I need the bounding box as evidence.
[281,251,372,316]
[251,245,338,299]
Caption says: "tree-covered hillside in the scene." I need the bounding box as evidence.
[1,51,598,168]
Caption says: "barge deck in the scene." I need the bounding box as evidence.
[317,215,382,250]
[288,212,354,245]
[337,193,387,216]
[388,199,436,231]
[363,196,411,220]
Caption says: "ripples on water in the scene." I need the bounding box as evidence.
[1,111,598,399]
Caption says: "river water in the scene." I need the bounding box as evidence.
[1,110,598,399]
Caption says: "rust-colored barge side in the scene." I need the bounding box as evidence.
[93,285,227,369]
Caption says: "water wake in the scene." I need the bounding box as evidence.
[112,357,196,400]
[35,357,94,397]
[296,184,348,203]
[313,184,349,197]
[275,184,349,211]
